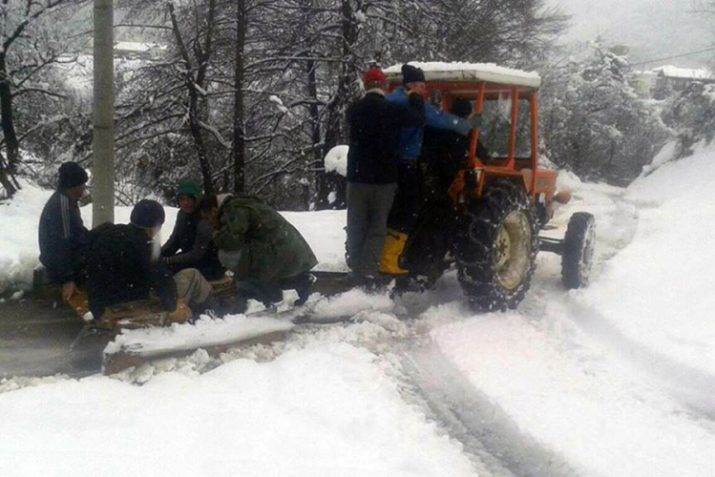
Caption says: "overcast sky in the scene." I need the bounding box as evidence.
[550,0,714,68]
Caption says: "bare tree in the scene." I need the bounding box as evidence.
[167,0,218,195]
[95,0,568,207]
[0,0,83,198]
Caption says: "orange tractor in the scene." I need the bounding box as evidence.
[382,63,595,311]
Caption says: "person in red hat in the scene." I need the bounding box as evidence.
[343,66,425,287]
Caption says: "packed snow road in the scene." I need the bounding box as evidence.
[2,149,715,475]
[0,297,104,379]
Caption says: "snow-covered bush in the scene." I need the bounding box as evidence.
[541,46,671,186]
[661,81,715,158]
[324,145,348,177]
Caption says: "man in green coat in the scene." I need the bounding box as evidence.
[199,194,317,310]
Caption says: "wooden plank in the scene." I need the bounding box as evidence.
[102,329,290,375]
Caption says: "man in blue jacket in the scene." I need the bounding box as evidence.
[386,64,481,233]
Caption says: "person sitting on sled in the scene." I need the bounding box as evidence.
[161,179,225,280]
[38,161,90,304]
[199,194,317,312]
[85,200,215,321]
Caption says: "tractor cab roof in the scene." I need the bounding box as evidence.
[384,62,541,98]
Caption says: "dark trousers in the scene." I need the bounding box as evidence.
[402,200,455,284]
[346,182,397,275]
[388,161,421,234]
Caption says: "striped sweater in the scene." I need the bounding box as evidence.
[38,191,89,284]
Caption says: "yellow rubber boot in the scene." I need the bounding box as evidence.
[380,229,409,275]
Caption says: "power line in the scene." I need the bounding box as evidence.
[630,45,715,67]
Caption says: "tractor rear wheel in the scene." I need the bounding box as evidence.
[455,181,539,311]
[562,212,595,289]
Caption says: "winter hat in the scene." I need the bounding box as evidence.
[401,64,425,85]
[130,199,166,229]
[451,98,473,119]
[362,67,387,89]
[58,162,88,190]
[177,179,202,199]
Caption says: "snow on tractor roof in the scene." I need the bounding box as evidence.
[384,62,541,89]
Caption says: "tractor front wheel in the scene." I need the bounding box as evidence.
[455,181,539,311]
[562,212,596,289]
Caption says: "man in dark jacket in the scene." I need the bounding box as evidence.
[394,99,491,293]
[200,194,317,311]
[398,99,478,290]
[161,179,224,280]
[345,66,425,282]
[38,162,90,302]
[85,200,213,320]
[420,98,488,198]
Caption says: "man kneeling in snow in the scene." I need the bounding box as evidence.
[199,194,317,312]
[85,200,214,321]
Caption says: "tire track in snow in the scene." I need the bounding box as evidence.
[387,183,673,474]
[395,340,577,477]
[566,297,715,420]
[363,183,637,475]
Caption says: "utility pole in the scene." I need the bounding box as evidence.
[92,0,115,227]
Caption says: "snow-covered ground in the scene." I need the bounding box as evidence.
[2,146,715,475]
[430,145,715,475]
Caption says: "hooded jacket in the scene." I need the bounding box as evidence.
[215,195,317,283]
[85,223,177,319]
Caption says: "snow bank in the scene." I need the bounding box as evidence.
[310,288,394,322]
[0,184,51,292]
[653,65,713,80]
[586,145,715,376]
[640,140,678,177]
[324,145,349,177]
[427,146,715,475]
[282,209,348,272]
[0,342,474,476]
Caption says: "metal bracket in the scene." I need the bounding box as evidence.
[539,236,564,255]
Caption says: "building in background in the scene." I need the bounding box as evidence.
[632,65,714,99]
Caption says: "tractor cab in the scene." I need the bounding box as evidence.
[384,62,558,210]
[383,62,595,310]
